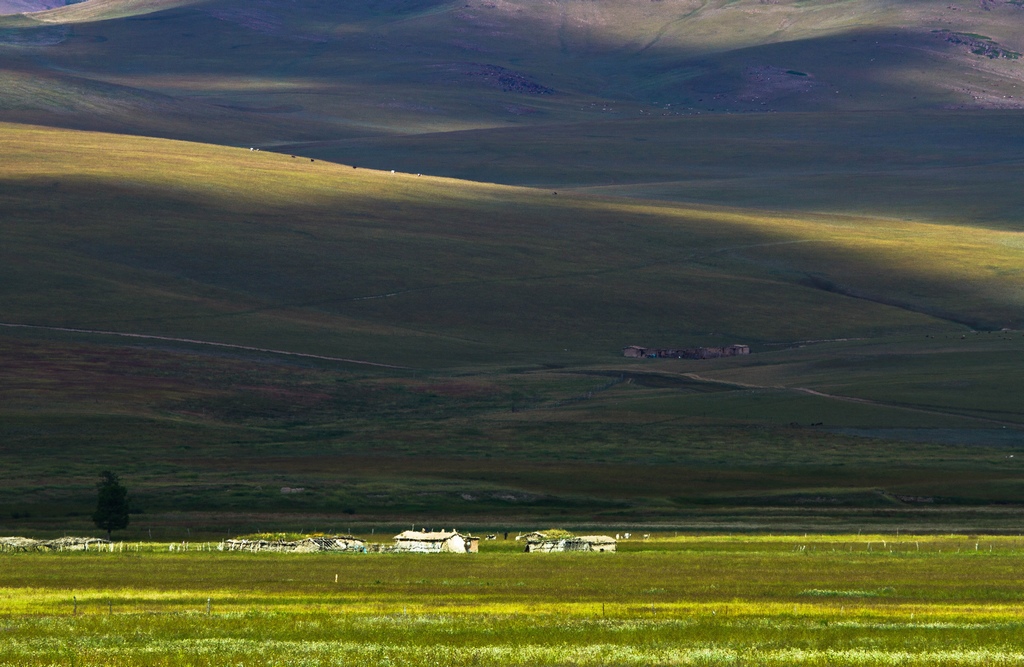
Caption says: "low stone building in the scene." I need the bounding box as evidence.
[221,535,366,553]
[0,536,110,552]
[573,535,617,552]
[623,344,750,359]
[522,530,616,553]
[392,530,478,553]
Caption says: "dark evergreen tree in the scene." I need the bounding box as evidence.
[92,471,129,540]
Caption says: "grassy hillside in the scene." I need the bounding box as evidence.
[1,123,1023,530]
[6,121,1023,360]
[290,110,1024,227]
[0,0,1022,144]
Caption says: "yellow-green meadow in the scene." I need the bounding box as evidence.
[4,534,1024,665]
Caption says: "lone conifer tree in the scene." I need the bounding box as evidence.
[92,471,129,540]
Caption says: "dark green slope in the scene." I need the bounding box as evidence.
[289,110,1024,227]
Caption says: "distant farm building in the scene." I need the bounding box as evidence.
[392,530,479,553]
[623,344,750,359]
[221,535,366,553]
[522,530,616,553]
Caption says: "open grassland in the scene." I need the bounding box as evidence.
[2,122,1024,528]
[4,535,1024,665]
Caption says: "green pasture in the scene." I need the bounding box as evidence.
[4,535,1024,665]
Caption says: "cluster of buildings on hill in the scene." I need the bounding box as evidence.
[623,344,750,359]
[220,529,616,554]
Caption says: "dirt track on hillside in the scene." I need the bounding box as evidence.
[0,322,409,369]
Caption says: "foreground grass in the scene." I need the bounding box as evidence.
[3,535,1024,665]
[6,614,1024,666]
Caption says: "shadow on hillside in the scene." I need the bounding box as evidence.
[629,28,1003,111]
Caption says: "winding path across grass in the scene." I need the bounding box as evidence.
[0,322,410,369]
[682,371,1023,428]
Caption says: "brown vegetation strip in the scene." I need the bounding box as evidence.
[0,322,409,369]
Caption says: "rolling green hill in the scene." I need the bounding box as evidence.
[289,111,1024,227]
[5,122,1023,361]
[1,123,1023,532]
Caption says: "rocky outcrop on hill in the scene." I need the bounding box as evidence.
[433,63,555,94]
[934,30,1021,59]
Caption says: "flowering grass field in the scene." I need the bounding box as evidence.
[3,534,1024,665]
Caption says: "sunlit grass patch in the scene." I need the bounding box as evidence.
[799,588,895,598]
